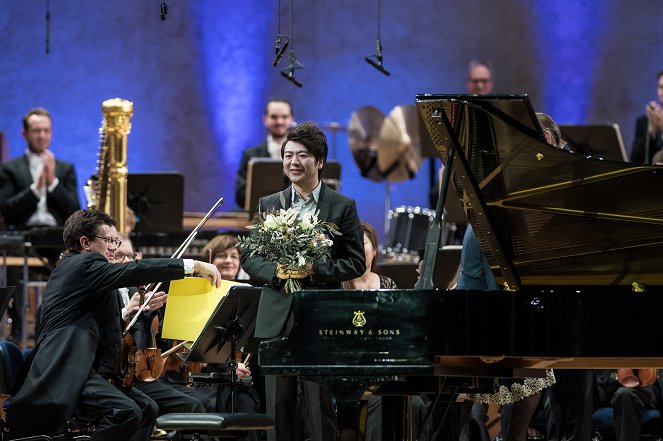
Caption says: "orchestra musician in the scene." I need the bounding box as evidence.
[235,99,294,209]
[111,234,207,416]
[0,107,80,230]
[6,209,221,441]
[161,232,260,441]
[201,233,249,280]
[630,71,663,164]
[241,121,365,441]
[535,113,594,441]
[0,107,81,340]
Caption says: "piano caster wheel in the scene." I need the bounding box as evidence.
[530,297,544,312]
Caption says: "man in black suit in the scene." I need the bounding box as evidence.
[630,71,663,164]
[0,107,80,229]
[241,122,366,441]
[7,209,221,441]
[0,107,81,340]
[235,99,294,209]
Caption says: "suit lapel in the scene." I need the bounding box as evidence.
[280,186,292,210]
[17,155,33,188]
[316,182,331,221]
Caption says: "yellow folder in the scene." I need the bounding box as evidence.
[161,277,243,342]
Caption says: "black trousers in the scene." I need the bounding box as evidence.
[74,372,158,441]
[611,384,661,441]
[135,380,205,414]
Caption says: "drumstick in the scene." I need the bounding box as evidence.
[243,354,252,366]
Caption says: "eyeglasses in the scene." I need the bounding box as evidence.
[93,235,122,248]
[469,78,492,84]
[114,251,136,261]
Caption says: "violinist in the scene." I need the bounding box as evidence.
[7,209,221,441]
[162,233,260,441]
[111,235,206,417]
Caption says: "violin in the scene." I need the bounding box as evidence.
[163,340,204,385]
[111,197,224,390]
[617,368,658,388]
[134,313,165,382]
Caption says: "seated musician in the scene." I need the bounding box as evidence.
[456,112,570,441]
[112,234,207,416]
[535,112,594,441]
[594,369,663,441]
[159,232,259,440]
[6,209,221,441]
[201,233,250,280]
[342,221,427,441]
[340,220,397,290]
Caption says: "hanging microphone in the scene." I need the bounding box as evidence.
[160,2,169,21]
[280,51,304,88]
[365,39,390,76]
[281,70,303,88]
[272,35,290,67]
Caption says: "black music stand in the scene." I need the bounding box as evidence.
[559,123,628,162]
[127,173,184,234]
[186,286,261,412]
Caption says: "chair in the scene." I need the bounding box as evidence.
[156,412,274,440]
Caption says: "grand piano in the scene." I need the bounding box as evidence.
[259,95,663,439]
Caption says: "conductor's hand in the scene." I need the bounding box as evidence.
[276,263,313,280]
[193,261,222,288]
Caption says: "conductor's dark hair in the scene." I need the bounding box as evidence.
[63,209,116,253]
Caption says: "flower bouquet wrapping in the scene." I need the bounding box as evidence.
[238,208,340,293]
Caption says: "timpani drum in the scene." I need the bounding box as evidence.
[384,206,435,258]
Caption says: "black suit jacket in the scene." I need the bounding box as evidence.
[630,115,663,164]
[235,142,270,208]
[241,182,366,338]
[0,154,80,229]
[8,252,185,437]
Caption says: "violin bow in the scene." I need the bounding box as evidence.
[123,197,224,334]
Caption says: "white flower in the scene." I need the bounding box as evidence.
[300,212,315,230]
[298,254,306,266]
[263,214,277,229]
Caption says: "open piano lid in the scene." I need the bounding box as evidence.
[416,94,663,288]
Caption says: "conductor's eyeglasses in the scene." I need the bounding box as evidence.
[93,236,122,248]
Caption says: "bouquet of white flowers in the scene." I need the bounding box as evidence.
[238,208,340,293]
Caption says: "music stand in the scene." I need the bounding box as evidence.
[127,173,184,233]
[244,159,342,211]
[185,286,261,412]
[559,124,628,162]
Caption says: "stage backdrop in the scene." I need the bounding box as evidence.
[1,0,661,241]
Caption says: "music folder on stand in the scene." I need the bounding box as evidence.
[184,286,261,412]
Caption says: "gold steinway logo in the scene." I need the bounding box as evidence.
[352,310,367,327]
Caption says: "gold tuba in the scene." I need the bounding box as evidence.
[85,98,134,233]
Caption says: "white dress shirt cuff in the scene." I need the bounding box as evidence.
[183,259,195,275]
[47,177,60,193]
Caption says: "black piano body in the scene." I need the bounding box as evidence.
[259,94,663,439]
